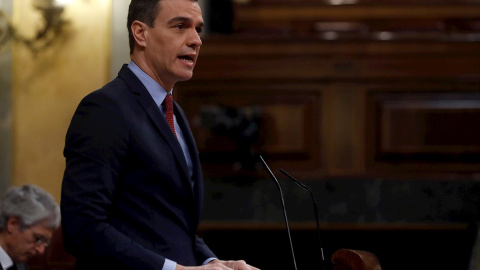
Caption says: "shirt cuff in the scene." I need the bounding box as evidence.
[162,259,177,270]
[203,257,218,265]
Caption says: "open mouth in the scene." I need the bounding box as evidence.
[178,55,194,63]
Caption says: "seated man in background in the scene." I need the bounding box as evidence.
[0,184,60,270]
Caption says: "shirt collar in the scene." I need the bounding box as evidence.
[0,244,14,270]
[127,60,173,107]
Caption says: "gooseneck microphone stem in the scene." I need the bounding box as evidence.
[259,156,298,270]
[279,169,326,270]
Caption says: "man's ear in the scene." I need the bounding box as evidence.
[6,216,20,234]
[131,20,148,49]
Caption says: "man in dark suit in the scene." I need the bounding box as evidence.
[0,184,60,270]
[60,0,259,270]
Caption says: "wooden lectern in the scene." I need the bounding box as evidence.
[331,249,382,270]
[28,226,383,270]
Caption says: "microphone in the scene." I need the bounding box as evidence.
[259,155,298,270]
[279,169,326,270]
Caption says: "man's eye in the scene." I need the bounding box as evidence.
[175,24,185,29]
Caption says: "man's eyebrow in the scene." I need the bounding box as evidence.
[168,16,205,28]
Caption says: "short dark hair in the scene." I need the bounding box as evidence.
[127,0,161,55]
[127,0,200,55]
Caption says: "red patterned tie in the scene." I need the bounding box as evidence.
[164,94,176,136]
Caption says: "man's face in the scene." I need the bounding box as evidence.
[5,217,54,262]
[143,0,204,89]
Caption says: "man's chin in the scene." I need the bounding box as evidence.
[20,253,37,262]
[182,72,194,80]
[174,69,194,81]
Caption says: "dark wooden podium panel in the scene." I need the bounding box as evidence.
[331,249,381,270]
[198,222,475,270]
[25,222,475,270]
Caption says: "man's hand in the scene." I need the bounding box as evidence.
[209,259,260,270]
[176,259,260,270]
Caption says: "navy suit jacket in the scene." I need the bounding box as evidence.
[61,65,215,270]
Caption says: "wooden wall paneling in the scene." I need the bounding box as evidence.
[323,85,366,176]
[176,81,323,178]
[245,0,478,4]
[232,1,480,41]
[186,36,480,177]
[366,88,480,176]
[196,38,480,81]
[234,4,480,21]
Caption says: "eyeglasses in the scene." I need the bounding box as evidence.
[22,225,52,248]
[32,233,51,248]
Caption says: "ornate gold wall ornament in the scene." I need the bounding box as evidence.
[0,0,69,54]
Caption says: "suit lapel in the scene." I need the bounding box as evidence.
[175,102,204,219]
[118,66,191,181]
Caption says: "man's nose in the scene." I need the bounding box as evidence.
[34,244,46,255]
[188,30,202,48]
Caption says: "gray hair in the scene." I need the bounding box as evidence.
[0,184,60,230]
